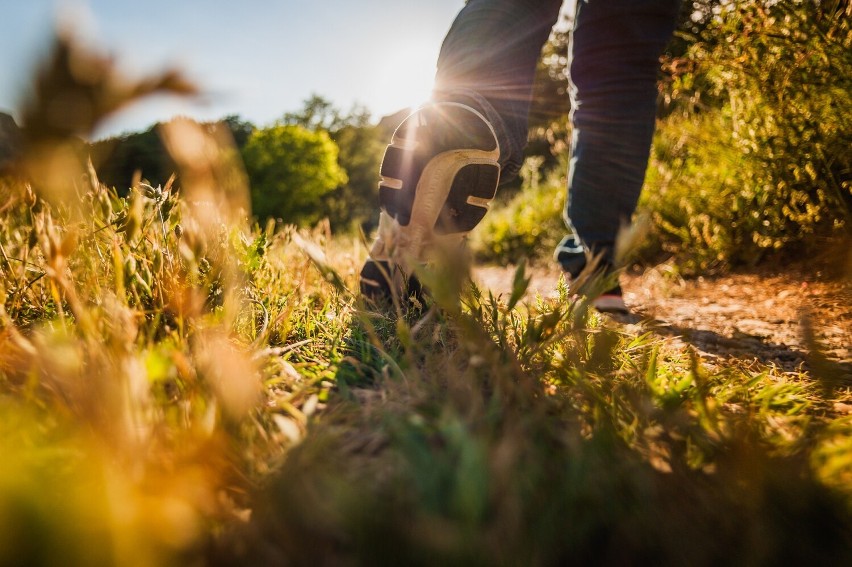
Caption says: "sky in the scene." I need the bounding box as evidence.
[0,0,469,138]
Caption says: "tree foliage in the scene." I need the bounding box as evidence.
[324,121,384,232]
[242,123,347,225]
[222,114,256,148]
[282,93,347,132]
[91,125,174,191]
[0,112,22,172]
[85,93,385,231]
[281,94,386,232]
[91,117,256,194]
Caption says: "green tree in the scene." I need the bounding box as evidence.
[242,124,347,225]
[222,114,255,149]
[282,95,387,232]
[282,93,346,132]
[325,121,384,231]
[91,124,174,192]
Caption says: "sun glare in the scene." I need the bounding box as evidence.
[371,43,437,115]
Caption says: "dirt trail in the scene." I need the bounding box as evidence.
[474,263,852,380]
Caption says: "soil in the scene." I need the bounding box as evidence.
[474,262,852,383]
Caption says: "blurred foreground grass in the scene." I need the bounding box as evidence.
[1,28,851,567]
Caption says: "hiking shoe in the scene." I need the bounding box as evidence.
[554,234,588,278]
[360,102,500,302]
[554,234,627,313]
[358,257,424,308]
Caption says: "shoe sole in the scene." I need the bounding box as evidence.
[378,103,500,237]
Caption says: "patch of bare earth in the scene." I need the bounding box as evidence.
[474,263,852,382]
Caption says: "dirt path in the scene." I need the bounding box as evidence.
[474,263,852,380]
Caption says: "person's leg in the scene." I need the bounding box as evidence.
[559,0,681,271]
[433,0,564,182]
[361,0,562,302]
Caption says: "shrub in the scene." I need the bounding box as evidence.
[471,156,566,264]
[242,124,347,225]
[642,0,852,271]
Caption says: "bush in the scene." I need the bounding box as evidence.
[242,124,347,225]
[642,0,852,271]
[471,156,567,264]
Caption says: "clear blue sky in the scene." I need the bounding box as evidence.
[0,0,469,137]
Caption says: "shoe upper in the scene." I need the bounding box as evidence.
[554,234,587,279]
[554,234,627,311]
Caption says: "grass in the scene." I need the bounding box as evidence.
[215,273,852,565]
[1,29,851,567]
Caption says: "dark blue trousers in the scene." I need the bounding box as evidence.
[433,0,681,261]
